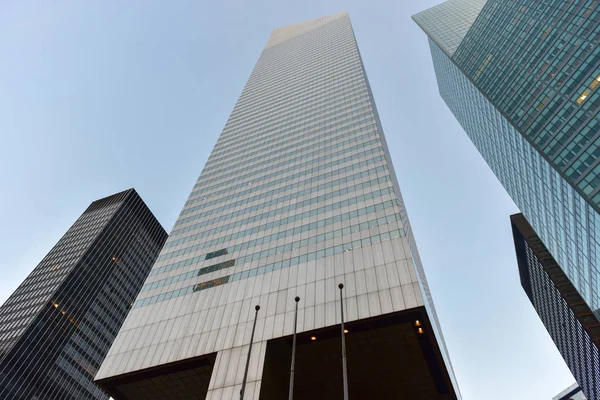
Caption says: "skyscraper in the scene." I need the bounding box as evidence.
[95,12,460,399]
[511,213,600,399]
[414,0,600,397]
[414,0,600,314]
[0,189,167,400]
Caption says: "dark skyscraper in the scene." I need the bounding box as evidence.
[414,1,600,397]
[511,213,600,400]
[95,12,460,399]
[0,189,167,400]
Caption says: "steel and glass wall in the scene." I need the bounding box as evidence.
[0,189,167,399]
[96,12,459,398]
[512,213,600,400]
[415,0,600,319]
[452,1,600,203]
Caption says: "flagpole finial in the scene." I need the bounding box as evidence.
[338,283,344,289]
[255,305,260,311]
[295,296,300,302]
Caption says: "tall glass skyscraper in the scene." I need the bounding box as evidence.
[414,0,600,397]
[95,12,460,399]
[415,0,600,315]
[0,189,167,399]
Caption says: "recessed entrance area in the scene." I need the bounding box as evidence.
[95,352,217,400]
[259,307,456,399]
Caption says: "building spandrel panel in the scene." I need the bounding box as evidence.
[96,12,461,399]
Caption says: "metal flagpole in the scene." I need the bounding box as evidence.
[240,305,260,400]
[288,296,300,400]
[338,283,349,400]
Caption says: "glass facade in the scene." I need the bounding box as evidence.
[415,0,600,321]
[412,0,487,57]
[453,0,600,204]
[0,189,167,399]
[96,12,460,399]
[426,37,600,312]
[415,2,600,396]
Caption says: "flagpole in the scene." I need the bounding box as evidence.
[288,296,300,400]
[240,304,260,400]
[338,283,349,400]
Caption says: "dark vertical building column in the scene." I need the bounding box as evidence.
[511,213,600,400]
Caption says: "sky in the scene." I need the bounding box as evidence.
[0,1,577,398]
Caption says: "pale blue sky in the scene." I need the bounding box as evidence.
[0,1,575,398]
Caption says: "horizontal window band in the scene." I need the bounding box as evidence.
[165,158,387,250]
[150,183,395,277]
[183,144,382,216]
[205,98,372,172]
[171,165,390,239]
[142,209,399,292]
[187,125,378,205]
[134,228,405,309]
[196,112,376,181]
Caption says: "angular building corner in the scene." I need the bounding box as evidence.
[554,383,588,400]
[0,188,168,399]
[95,12,461,399]
[414,1,600,398]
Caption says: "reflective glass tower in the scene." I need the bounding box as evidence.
[0,189,167,399]
[414,1,600,397]
[96,12,460,399]
[415,0,600,315]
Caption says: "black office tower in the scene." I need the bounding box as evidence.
[0,189,167,399]
[511,213,600,400]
